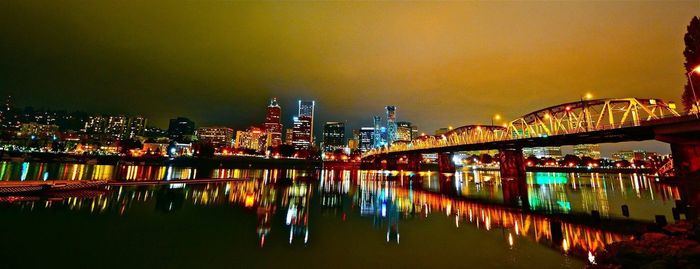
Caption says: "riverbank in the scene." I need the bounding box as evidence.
[589,221,700,268]
[0,151,321,169]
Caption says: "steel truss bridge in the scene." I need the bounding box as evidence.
[365,98,691,156]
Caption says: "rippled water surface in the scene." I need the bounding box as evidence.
[0,161,684,268]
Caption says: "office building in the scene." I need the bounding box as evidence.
[573,144,601,159]
[322,122,345,152]
[386,106,397,144]
[264,98,283,147]
[197,127,234,148]
[168,117,196,143]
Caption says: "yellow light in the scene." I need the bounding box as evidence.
[448,126,453,130]
[585,93,593,100]
[693,66,700,74]
[544,113,551,119]
[669,103,677,109]
[494,114,501,120]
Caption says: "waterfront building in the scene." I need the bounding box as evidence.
[264,98,283,147]
[573,144,601,159]
[19,122,58,138]
[359,127,375,152]
[612,150,657,161]
[168,117,196,143]
[235,126,269,152]
[396,121,412,142]
[322,121,345,152]
[523,146,563,159]
[197,126,234,148]
[386,106,397,144]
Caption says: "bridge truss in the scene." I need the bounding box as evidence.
[366,98,680,156]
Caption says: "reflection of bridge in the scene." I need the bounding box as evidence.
[362,98,700,179]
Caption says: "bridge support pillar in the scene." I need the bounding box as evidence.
[671,142,700,178]
[498,148,526,181]
[437,152,456,173]
[406,154,422,171]
[499,148,529,208]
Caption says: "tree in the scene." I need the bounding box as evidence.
[683,16,700,112]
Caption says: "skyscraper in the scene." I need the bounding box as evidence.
[322,122,345,152]
[386,106,397,145]
[359,127,375,152]
[372,116,382,148]
[264,98,283,147]
[298,100,315,142]
[293,100,315,150]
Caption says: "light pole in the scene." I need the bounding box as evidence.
[581,92,593,131]
[492,114,501,126]
[686,66,700,118]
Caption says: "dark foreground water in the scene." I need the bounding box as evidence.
[0,162,685,268]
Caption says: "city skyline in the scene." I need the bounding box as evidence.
[0,2,697,136]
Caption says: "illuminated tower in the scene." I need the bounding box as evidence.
[264,98,283,147]
[372,116,382,148]
[386,106,397,145]
[293,100,315,150]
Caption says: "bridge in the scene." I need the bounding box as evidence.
[362,97,700,180]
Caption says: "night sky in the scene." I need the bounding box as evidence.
[0,1,698,154]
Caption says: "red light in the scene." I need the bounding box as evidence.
[565,106,571,111]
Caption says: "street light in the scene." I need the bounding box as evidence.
[581,92,593,131]
[492,114,501,126]
[686,66,700,117]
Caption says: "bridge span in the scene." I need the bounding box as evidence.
[362,98,700,179]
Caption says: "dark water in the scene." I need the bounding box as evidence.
[0,161,684,268]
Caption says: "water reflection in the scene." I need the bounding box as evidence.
[1,168,656,262]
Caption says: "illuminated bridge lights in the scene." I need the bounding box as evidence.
[364,98,680,157]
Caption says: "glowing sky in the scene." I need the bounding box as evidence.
[0,1,698,154]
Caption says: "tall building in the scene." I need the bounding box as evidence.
[298,100,315,143]
[359,127,375,152]
[386,106,397,145]
[292,116,312,150]
[197,127,234,148]
[84,115,107,134]
[126,116,147,139]
[322,122,345,152]
[264,98,283,147]
[284,128,294,145]
[372,116,382,148]
[292,100,315,150]
[396,121,412,142]
[168,117,195,143]
[573,144,601,159]
[106,115,128,139]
